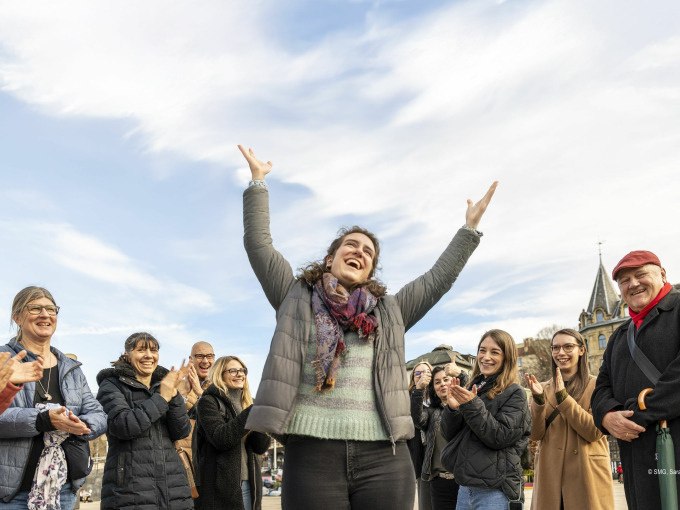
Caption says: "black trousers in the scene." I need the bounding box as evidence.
[430,476,460,510]
[282,436,415,510]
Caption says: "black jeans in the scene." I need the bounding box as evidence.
[282,436,415,510]
[430,476,459,510]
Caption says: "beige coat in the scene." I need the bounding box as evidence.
[530,376,614,510]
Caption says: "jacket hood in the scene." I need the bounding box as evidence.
[96,361,169,386]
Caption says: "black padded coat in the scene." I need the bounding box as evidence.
[96,364,193,510]
[440,381,530,501]
[194,384,271,510]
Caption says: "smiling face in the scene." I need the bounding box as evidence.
[190,342,215,381]
[433,370,452,401]
[477,336,505,377]
[327,233,376,289]
[14,297,58,344]
[223,359,247,389]
[128,341,159,380]
[551,333,585,378]
[616,264,667,313]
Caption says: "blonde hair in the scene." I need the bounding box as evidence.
[207,356,253,408]
[408,361,433,392]
[469,329,519,400]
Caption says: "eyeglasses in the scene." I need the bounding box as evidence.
[25,305,60,316]
[551,343,579,354]
[192,354,215,361]
[225,368,248,376]
[414,370,431,376]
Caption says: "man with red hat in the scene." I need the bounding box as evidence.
[592,250,679,510]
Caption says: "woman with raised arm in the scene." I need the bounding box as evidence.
[525,329,614,510]
[0,286,106,509]
[96,332,193,510]
[238,145,497,510]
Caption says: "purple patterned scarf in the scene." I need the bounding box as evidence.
[312,273,379,391]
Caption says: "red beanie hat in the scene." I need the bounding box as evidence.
[612,250,661,281]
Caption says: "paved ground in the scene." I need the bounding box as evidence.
[79,482,628,509]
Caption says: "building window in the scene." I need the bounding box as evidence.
[596,310,604,322]
[598,334,607,350]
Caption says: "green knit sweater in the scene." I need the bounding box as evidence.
[285,328,388,440]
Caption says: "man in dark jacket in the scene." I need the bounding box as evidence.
[592,250,680,510]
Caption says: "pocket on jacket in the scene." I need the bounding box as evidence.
[116,452,129,487]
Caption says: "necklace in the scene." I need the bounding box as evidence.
[36,365,53,401]
[35,352,54,401]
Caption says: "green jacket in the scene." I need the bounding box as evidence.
[242,186,480,443]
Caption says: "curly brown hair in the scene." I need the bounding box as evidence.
[297,226,387,297]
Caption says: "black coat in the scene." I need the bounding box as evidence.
[592,289,680,510]
[96,364,193,510]
[440,382,530,501]
[410,388,443,481]
[194,385,271,510]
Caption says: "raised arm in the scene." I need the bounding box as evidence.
[239,145,295,310]
[396,181,497,330]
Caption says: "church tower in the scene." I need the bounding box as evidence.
[578,254,628,372]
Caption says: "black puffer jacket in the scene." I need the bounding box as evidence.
[194,385,271,510]
[96,364,193,510]
[440,381,530,501]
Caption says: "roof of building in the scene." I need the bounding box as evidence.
[406,344,475,370]
[587,255,622,316]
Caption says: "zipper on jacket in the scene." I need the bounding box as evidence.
[371,326,396,454]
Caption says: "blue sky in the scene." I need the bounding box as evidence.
[1,0,679,392]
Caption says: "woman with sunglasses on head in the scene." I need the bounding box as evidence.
[96,332,193,510]
[0,286,106,510]
[238,145,496,510]
[440,329,530,510]
[408,362,433,510]
[525,329,614,510]
[194,356,271,510]
[412,365,460,510]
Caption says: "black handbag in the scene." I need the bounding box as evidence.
[62,436,93,480]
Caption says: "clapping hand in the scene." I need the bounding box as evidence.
[525,374,543,396]
[160,360,189,402]
[49,407,92,436]
[448,377,477,408]
[0,350,44,390]
[238,145,272,181]
[187,364,204,396]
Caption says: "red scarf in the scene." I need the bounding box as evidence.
[629,282,672,329]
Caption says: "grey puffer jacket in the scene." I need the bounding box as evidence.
[440,382,530,501]
[0,338,107,502]
[243,186,481,442]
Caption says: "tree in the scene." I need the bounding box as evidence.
[535,324,567,340]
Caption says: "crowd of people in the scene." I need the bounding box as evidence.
[0,145,678,510]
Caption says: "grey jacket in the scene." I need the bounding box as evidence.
[242,186,480,442]
[0,338,107,502]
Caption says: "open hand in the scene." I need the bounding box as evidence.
[525,374,543,396]
[9,350,43,385]
[554,367,565,392]
[0,352,12,390]
[449,377,477,405]
[160,360,189,401]
[415,371,431,390]
[187,364,204,396]
[465,181,498,229]
[238,145,272,181]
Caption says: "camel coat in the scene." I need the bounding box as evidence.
[530,376,614,510]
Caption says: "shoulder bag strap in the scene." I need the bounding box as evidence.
[545,408,560,429]
[627,321,661,385]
